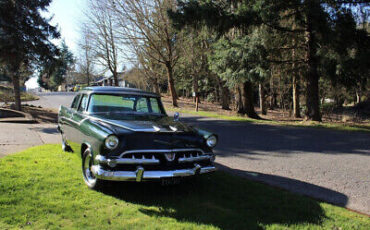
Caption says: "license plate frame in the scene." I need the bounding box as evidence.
[161,177,181,186]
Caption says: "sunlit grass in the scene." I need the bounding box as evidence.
[0,145,369,229]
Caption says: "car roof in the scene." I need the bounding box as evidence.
[81,86,159,97]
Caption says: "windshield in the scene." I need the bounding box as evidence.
[88,94,165,116]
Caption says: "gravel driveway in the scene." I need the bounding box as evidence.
[25,92,370,214]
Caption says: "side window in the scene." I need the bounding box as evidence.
[71,95,81,109]
[78,95,89,112]
[136,97,149,112]
[150,98,161,113]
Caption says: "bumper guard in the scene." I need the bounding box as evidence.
[91,164,216,182]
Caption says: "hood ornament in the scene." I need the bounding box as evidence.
[152,125,161,132]
[169,126,177,132]
[164,153,176,162]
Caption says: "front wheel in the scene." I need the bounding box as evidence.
[82,148,103,189]
[61,133,73,152]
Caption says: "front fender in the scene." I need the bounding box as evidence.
[79,118,113,157]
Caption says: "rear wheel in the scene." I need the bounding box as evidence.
[82,148,103,189]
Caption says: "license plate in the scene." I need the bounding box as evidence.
[161,177,181,186]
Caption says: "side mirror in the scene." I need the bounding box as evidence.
[174,112,180,121]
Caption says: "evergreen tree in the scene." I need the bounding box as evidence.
[170,0,368,121]
[38,41,74,91]
[0,0,59,110]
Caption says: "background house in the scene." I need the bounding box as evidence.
[91,72,136,88]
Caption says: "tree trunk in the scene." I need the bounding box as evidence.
[240,81,260,119]
[215,85,220,103]
[195,96,199,112]
[356,89,361,104]
[153,78,160,94]
[12,71,22,111]
[86,72,90,86]
[113,71,119,86]
[305,67,321,121]
[292,74,301,118]
[236,87,243,113]
[305,6,321,121]
[259,83,267,115]
[221,84,230,110]
[278,75,283,109]
[292,32,301,118]
[321,93,325,106]
[165,63,178,107]
[217,77,230,110]
[269,75,276,109]
[193,74,200,103]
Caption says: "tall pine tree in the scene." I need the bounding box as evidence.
[0,0,59,110]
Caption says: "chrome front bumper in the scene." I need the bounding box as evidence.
[91,164,216,182]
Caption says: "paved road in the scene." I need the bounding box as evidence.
[24,92,76,109]
[17,93,370,214]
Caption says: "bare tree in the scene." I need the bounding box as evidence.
[77,25,95,86]
[85,0,121,86]
[109,0,180,106]
[137,52,164,94]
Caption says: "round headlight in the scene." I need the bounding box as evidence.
[206,135,217,148]
[105,135,119,150]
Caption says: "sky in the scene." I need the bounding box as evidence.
[26,0,87,89]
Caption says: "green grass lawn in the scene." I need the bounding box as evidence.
[0,145,369,229]
[165,107,370,132]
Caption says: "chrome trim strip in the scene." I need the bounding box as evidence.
[119,148,205,158]
[63,117,79,126]
[178,155,213,163]
[96,155,160,165]
[88,116,183,133]
[62,117,88,126]
[89,116,136,131]
[91,165,216,181]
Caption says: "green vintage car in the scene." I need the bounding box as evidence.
[58,87,217,189]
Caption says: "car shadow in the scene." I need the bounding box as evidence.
[216,163,348,207]
[30,127,59,134]
[179,116,370,156]
[95,167,346,229]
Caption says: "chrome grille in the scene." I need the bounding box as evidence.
[121,153,160,164]
[178,152,212,163]
[123,150,209,163]
[96,149,213,167]
[95,154,159,165]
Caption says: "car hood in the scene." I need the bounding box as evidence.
[93,115,194,133]
[92,115,207,153]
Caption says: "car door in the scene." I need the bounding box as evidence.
[63,94,81,142]
[69,94,89,144]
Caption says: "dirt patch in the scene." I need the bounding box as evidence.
[22,105,58,123]
[0,108,24,118]
[0,104,57,123]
